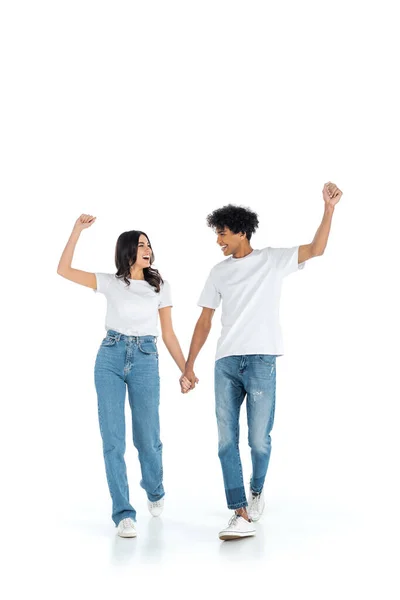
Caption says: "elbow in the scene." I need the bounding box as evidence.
[57,266,69,277]
[57,265,72,277]
[311,245,324,258]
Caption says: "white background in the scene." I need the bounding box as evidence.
[1,1,399,598]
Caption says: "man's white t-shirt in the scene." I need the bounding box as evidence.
[93,274,172,336]
[197,246,305,361]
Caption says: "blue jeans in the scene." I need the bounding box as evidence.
[94,330,164,525]
[214,355,277,510]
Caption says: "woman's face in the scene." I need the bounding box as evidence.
[135,234,153,269]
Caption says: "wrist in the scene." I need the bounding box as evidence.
[324,202,335,214]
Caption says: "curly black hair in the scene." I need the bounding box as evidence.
[206,204,259,241]
[114,230,164,292]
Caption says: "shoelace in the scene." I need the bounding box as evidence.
[150,500,163,508]
[228,514,240,527]
[122,518,134,528]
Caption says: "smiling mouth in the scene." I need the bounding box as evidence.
[221,245,227,251]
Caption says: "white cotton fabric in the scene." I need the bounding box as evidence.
[197,246,305,360]
[94,273,172,336]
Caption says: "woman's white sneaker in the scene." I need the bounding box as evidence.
[117,518,137,538]
[147,497,164,517]
[248,488,265,522]
[218,513,256,540]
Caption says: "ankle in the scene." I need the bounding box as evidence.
[235,507,251,522]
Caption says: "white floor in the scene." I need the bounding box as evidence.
[5,357,400,599]
[6,481,398,600]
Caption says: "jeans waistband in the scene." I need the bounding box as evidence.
[106,329,157,343]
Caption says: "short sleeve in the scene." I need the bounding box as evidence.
[158,281,173,308]
[268,246,306,277]
[93,273,115,294]
[197,271,221,309]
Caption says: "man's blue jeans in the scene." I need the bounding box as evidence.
[214,354,277,510]
[94,330,164,525]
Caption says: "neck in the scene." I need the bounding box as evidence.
[232,244,253,259]
[129,268,145,280]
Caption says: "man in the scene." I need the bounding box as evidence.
[180,182,343,540]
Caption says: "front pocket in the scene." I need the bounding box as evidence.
[138,341,158,355]
[257,355,275,366]
[101,336,117,347]
[257,356,276,379]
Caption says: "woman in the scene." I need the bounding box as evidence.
[57,214,193,538]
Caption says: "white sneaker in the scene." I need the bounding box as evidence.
[218,513,256,540]
[248,488,265,522]
[147,497,164,517]
[117,517,137,538]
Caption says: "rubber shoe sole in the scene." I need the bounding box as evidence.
[219,529,256,541]
[118,529,137,538]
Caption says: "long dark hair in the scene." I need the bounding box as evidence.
[114,230,163,292]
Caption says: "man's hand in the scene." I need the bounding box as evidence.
[179,368,199,394]
[323,182,342,208]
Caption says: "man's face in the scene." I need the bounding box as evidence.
[216,227,245,256]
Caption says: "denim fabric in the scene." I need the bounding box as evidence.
[214,354,277,509]
[94,329,164,525]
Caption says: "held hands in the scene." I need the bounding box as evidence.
[73,214,96,232]
[323,182,342,208]
[179,368,199,394]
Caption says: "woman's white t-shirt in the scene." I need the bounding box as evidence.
[93,274,172,336]
[197,246,305,360]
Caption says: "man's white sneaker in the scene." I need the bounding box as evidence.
[117,518,137,538]
[248,488,265,522]
[218,513,256,540]
[147,497,164,517]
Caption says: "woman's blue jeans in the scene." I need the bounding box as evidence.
[214,354,277,510]
[94,330,164,525]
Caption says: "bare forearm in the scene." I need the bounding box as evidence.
[57,228,81,273]
[312,204,335,256]
[163,334,187,373]
[186,322,211,368]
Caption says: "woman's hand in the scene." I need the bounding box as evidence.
[73,214,96,232]
[179,372,199,394]
[57,214,97,288]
